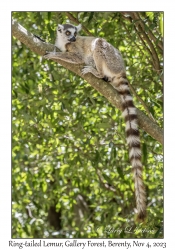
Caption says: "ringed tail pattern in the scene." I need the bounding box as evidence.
[112,72,146,221]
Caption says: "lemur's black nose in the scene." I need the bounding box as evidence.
[69,36,76,42]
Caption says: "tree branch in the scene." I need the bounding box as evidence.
[132,12,161,71]
[96,170,117,194]
[138,12,163,52]
[122,12,161,72]
[12,19,163,145]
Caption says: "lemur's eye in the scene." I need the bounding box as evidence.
[65,31,71,36]
[74,32,77,37]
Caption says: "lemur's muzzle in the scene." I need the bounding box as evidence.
[68,36,76,42]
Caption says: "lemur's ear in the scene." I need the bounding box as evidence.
[76,24,82,33]
[57,24,64,31]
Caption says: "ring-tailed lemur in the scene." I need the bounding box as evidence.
[44,23,146,221]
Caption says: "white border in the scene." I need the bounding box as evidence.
[1,1,174,249]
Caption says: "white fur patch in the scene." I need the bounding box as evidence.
[126,135,140,145]
[125,120,138,131]
[117,84,129,92]
[122,107,137,118]
[91,38,99,52]
[131,158,142,168]
[102,63,113,79]
[76,24,82,32]
[124,95,133,101]
[129,147,141,158]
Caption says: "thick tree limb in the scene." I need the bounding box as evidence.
[12,19,163,145]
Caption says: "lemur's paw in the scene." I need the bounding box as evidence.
[81,66,93,75]
[43,52,55,59]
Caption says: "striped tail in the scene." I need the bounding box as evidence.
[111,72,146,221]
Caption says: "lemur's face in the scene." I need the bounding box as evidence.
[57,24,81,43]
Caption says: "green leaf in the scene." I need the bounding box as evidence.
[146,12,154,21]
[102,173,112,184]
[142,143,147,166]
[42,182,47,192]
[117,166,124,179]
[159,13,163,37]
[88,12,94,23]
[48,12,52,21]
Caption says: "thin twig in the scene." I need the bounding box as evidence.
[96,169,117,194]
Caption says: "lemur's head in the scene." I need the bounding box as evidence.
[57,23,82,43]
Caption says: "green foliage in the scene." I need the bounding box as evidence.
[12,12,163,238]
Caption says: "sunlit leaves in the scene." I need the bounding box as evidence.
[146,12,154,21]
[159,13,163,37]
